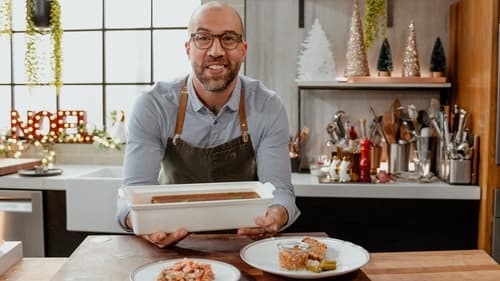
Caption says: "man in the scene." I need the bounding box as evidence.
[116,1,300,248]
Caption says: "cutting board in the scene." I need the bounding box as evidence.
[0,158,43,176]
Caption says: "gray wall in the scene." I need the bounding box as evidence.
[245,0,451,163]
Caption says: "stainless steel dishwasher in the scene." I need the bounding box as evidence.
[0,190,44,257]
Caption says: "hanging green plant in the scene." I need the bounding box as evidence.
[0,0,12,35]
[363,0,387,49]
[25,0,63,95]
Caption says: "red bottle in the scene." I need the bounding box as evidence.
[359,138,372,182]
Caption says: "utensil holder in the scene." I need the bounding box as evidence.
[389,143,408,174]
[449,159,471,184]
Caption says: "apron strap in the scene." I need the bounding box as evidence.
[173,85,188,145]
[239,89,249,143]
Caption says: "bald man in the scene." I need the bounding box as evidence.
[117,1,300,248]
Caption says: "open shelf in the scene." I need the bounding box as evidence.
[296,80,452,90]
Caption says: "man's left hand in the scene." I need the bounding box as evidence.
[237,205,288,239]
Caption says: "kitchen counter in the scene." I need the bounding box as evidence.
[0,164,116,190]
[1,234,498,281]
[0,164,480,200]
[292,173,481,200]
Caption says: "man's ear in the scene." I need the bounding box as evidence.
[240,41,248,62]
[185,41,191,57]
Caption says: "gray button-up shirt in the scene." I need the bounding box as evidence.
[116,74,300,231]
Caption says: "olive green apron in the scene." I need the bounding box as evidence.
[159,82,257,184]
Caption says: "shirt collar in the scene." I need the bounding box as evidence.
[187,75,241,113]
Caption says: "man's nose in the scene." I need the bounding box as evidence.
[207,37,225,56]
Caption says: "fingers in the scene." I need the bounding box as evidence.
[237,226,275,240]
[142,228,189,248]
[237,212,279,240]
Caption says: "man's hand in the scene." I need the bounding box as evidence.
[237,205,288,239]
[126,214,189,248]
[141,229,189,248]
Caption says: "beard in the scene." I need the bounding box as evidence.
[192,58,241,92]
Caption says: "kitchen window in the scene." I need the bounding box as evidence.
[0,0,200,133]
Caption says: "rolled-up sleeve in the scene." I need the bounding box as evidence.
[254,94,300,230]
[116,91,167,231]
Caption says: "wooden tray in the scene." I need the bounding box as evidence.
[0,158,43,176]
[347,76,447,84]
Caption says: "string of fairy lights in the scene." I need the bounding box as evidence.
[1,110,124,167]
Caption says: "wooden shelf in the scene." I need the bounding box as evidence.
[296,80,452,90]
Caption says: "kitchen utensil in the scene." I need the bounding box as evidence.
[454,108,468,146]
[332,110,346,139]
[391,99,402,141]
[427,98,442,137]
[408,104,420,135]
[369,106,388,143]
[360,118,367,139]
[400,121,413,142]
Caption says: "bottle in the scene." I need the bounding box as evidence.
[359,138,372,182]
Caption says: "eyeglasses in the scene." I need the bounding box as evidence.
[190,32,243,50]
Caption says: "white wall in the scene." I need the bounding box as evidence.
[245,0,450,164]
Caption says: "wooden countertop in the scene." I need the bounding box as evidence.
[0,257,67,281]
[2,234,499,281]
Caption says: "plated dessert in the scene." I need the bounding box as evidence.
[278,236,337,273]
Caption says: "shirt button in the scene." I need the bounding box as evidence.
[213,120,218,125]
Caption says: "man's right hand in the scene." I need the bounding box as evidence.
[126,214,189,248]
[141,229,189,248]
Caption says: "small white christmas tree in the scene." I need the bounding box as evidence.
[297,18,336,81]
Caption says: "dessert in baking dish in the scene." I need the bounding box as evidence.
[151,191,260,203]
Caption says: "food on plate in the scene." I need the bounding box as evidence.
[156,258,215,281]
[278,237,337,273]
[151,191,260,203]
[306,259,337,273]
[302,237,337,272]
[277,241,310,270]
[302,236,327,261]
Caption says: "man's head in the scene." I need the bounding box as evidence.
[185,1,247,93]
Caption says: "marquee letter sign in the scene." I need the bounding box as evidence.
[10,110,93,143]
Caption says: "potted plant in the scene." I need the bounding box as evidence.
[25,0,63,95]
[363,0,387,49]
[0,0,12,35]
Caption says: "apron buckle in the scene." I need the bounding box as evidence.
[173,134,180,145]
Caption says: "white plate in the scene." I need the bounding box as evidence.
[240,236,370,279]
[130,258,241,281]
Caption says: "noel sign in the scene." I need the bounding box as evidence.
[10,110,93,143]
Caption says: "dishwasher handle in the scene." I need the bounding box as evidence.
[0,198,33,213]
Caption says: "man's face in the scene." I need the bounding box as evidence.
[185,6,247,92]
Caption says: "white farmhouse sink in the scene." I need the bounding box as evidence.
[65,166,126,233]
[79,167,123,178]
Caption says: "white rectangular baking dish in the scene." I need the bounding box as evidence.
[123,181,275,235]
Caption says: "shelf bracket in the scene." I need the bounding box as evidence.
[387,0,393,27]
[299,0,304,28]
